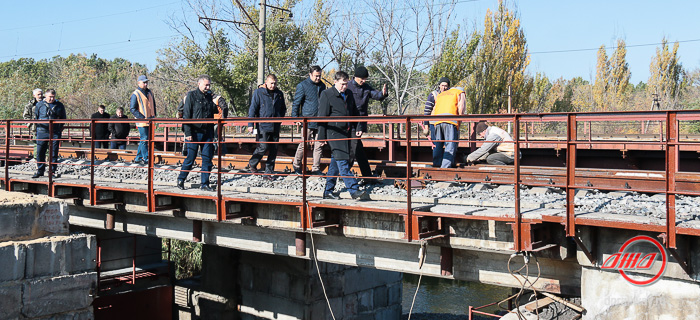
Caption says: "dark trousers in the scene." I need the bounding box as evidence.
[349,130,373,177]
[324,156,359,195]
[486,152,515,165]
[178,130,214,185]
[36,130,61,174]
[249,131,279,173]
[93,139,109,149]
[110,141,127,150]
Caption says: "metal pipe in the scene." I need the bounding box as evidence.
[217,119,223,221]
[405,117,413,241]
[90,120,96,206]
[295,232,306,256]
[440,246,453,276]
[193,220,202,242]
[513,115,522,251]
[301,119,308,230]
[105,212,114,230]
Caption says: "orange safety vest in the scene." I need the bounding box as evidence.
[213,95,223,119]
[431,88,464,126]
[133,89,156,127]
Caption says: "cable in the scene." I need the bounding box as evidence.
[0,2,181,33]
[507,252,541,320]
[531,38,700,55]
[307,203,337,320]
[407,240,427,320]
[0,35,177,59]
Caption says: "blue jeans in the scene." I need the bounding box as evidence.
[434,123,459,168]
[178,130,214,185]
[135,126,149,162]
[324,156,359,195]
[36,130,61,175]
[110,141,126,149]
[428,124,441,167]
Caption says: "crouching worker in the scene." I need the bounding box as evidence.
[466,121,519,165]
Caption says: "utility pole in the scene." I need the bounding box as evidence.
[257,0,266,85]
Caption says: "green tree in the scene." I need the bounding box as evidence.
[428,29,479,90]
[464,1,532,114]
[648,38,685,110]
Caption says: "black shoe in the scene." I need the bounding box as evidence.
[200,184,213,192]
[52,173,61,178]
[351,189,369,201]
[263,174,275,181]
[31,172,44,179]
[241,166,258,173]
[323,192,341,200]
[310,170,324,176]
[177,180,186,190]
[293,166,303,175]
[132,159,144,165]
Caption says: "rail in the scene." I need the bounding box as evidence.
[2,110,700,268]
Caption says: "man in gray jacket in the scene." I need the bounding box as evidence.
[291,65,326,175]
[466,121,518,165]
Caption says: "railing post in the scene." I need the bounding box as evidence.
[513,115,522,251]
[666,112,678,248]
[48,120,54,197]
[5,121,9,191]
[217,118,224,221]
[147,120,155,212]
[301,118,309,230]
[405,117,416,241]
[565,114,577,237]
[90,120,96,206]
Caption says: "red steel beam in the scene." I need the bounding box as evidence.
[566,114,577,237]
[666,112,678,248]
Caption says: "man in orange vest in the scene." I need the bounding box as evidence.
[129,75,157,165]
[431,86,466,168]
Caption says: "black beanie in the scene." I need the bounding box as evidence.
[354,66,369,79]
[438,77,450,86]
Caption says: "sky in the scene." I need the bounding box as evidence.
[1,0,699,84]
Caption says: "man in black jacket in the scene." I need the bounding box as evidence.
[178,75,217,191]
[91,105,111,149]
[244,74,286,180]
[108,107,131,150]
[33,89,66,179]
[318,71,368,200]
[291,65,326,175]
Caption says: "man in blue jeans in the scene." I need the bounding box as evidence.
[318,71,368,200]
[431,87,466,168]
[177,75,217,191]
[422,77,450,167]
[129,75,157,165]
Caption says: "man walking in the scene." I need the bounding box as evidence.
[318,71,368,200]
[431,86,466,168]
[108,107,131,150]
[422,78,450,167]
[291,65,326,175]
[347,66,388,183]
[129,75,157,165]
[177,75,218,191]
[244,74,286,180]
[32,89,66,179]
[91,105,111,149]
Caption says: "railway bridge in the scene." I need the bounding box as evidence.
[2,111,700,319]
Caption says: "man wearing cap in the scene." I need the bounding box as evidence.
[346,66,388,183]
[467,121,518,165]
[431,86,466,168]
[423,78,451,167]
[129,75,157,165]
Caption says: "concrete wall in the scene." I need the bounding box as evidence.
[0,234,97,320]
[0,191,97,320]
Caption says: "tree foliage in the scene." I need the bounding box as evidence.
[648,38,685,110]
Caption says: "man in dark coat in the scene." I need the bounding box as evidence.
[318,71,368,200]
[90,105,111,149]
[32,89,66,178]
[291,65,326,175]
[244,74,286,180]
[347,66,388,184]
[178,75,217,191]
[108,107,131,150]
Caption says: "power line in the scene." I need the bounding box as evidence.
[0,35,177,59]
[0,1,180,33]
[531,38,700,55]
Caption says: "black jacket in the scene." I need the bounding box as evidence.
[35,100,67,132]
[347,78,387,132]
[248,87,286,133]
[91,111,111,139]
[183,89,217,136]
[292,78,326,129]
[317,87,358,160]
[108,114,131,139]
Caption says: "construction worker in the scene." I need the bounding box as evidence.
[431,86,466,168]
[129,75,157,165]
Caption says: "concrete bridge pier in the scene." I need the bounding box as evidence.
[180,245,403,320]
